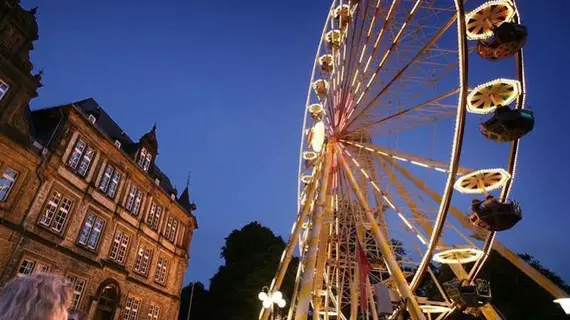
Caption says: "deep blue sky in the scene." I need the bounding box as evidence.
[24,0,570,286]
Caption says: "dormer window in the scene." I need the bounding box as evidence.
[88,114,96,124]
[137,148,152,172]
[0,79,9,101]
[114,140,122,148]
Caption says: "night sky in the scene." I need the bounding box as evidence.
[23,0,570,286]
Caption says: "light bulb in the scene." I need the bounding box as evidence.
[263,299,272,309]
[554,298,570,315]
[272,291,283,303]
[258,292,268,301]
[277,299,286,308]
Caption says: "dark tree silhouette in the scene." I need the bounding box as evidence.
[179,222,299,320]
[179,282,210,320]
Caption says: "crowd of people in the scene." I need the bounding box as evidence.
[0,273,83,320]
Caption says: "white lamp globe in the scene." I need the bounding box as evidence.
[272,291,283,303]
[263,299,272,309]
[277,299,286,308]
[258,292,268,301]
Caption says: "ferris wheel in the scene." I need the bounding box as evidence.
[258,1,567,320]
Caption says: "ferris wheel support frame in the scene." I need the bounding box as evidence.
[295,146,334,320]
[338,145,426,320]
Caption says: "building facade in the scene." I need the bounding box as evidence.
[0,2,197,320]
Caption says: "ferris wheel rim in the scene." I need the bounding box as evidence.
[289,0,528,318]
[298,0,471,292]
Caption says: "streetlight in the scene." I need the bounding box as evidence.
[258,287,287,320]
[554,298,570,315]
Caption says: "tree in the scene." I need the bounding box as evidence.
[476,251,568,319]
[207,222,299,320]
[179,282,210,320]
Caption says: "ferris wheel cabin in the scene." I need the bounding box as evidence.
[480,107,535,142]
[469,196,522,232]
[444,279,492,310]
[477,22,528,61]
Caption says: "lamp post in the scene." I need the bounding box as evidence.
[258,287,287,320]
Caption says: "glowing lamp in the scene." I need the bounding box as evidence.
[258,292,268,301]
[309,121,325,153]
[272,291,283,303]
[554,298,570,314]
[263,299,272,309]
[277,299,286,308]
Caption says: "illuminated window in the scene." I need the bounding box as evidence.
[134,245,153,276]
[147,202,162,231]
[39,190,73,234]
[99,164,121,198]
[123,296,141,320]
[137,148,152,172]
[0,79,8,101]
[67,138,95,177]
[66,275,86,311]
[109,230,130,264]
[78,213,104,250]
[125,184,143,216]
[164,217,178,242]
[148,302,160,320]
[0,168,17,201]
[154,256,168,285]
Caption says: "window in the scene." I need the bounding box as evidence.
[0,168,17,201]
[99,164,122,198]
[39,190,73,234]
[66,275,86,311]
[123,296,141,320]
[18,258,49,276]
[114,140,122,148]
[18,259,34,275]
[137,148,152,172]
[154,256,168,285]
[164,217,173,240]
[165,217,178,243]
[134,245,153,275]
[169,220,178,242]
[109,230,130,264]
[125,184,143,215]
[78,213,104,250]
[67,138,95,177]
[88,114,96,124]
[148,302,160,320]
[0,79,8,101]
[146,203,162,231]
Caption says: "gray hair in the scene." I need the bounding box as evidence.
[0,273,72,320]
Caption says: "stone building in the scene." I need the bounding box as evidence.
[0,2,197,320]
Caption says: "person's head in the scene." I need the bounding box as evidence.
[0,273,72,320]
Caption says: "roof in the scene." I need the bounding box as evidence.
[31,98,196,221]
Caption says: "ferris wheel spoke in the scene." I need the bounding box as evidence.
[345,0,399,96]
[342,140,474,175]
[336,145,426,319]
[344,87,460,137]
[343,5,460,131]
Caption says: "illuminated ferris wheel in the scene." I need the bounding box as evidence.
[258,1,568,320]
